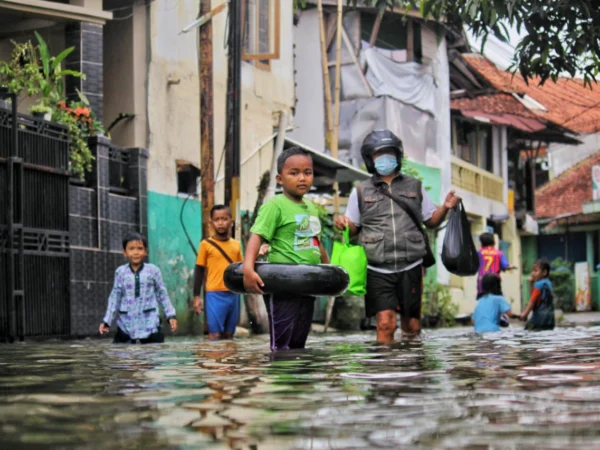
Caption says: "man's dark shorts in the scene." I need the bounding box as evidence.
[365,265,423,318]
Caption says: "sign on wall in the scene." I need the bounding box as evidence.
[575,261,592,312]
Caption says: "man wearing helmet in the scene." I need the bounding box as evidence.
[334,129,459,343]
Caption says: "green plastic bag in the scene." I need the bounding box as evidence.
[331,227,367,296]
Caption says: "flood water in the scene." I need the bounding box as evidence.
[3,326,600,449]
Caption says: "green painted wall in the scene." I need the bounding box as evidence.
[521,235,538,274]
[147,191,202,334]
[404,159,442,204]
[403,160,442,282]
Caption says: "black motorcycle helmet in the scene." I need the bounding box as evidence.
[360,129,404,174]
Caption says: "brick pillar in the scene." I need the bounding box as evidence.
[127,148,149,238]
[65,22,104,121]
[88,136,111,250]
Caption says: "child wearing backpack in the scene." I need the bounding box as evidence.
[193,205,243,340]
[521,259,555,331]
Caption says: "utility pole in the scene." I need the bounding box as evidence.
[224,0,242,227]
[199,0,214,239]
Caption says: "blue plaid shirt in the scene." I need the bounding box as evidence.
[102,263,176,339]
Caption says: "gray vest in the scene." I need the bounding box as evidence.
[358,175,426,271]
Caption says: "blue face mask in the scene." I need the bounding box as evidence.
[374,154,398,176]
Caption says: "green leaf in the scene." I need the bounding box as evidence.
[57,70,85,79]
[76,89,90,106]
[51,47,75,71]
[35,31,50,77]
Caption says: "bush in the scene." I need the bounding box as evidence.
[550,268,575,312]
[422,281,458,327]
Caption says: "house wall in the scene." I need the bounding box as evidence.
[288,8,326,152]
[140,0,295,331]
[103,3,148,148]
[549,133,600,179]
[450,123,521,315]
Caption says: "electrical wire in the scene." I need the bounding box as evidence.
[180,183,200,257]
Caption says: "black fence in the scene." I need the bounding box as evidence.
[0,105,71,341]
[0,103,148,340]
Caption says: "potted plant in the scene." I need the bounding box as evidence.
[422,281,458,328]
[30,102,52,120]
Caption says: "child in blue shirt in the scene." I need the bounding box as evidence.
[472,273,516,333]
[521,259,555,330]
[99,232,177,343]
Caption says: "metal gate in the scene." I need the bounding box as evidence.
[0,101,70,341]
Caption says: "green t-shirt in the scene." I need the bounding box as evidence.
[251,194,322,265]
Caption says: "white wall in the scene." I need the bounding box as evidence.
[146,0,295,210]
[549,133,600,179]
[426,24,452,196]
[288,8,326,151]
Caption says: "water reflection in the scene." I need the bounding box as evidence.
[2,327,600,448]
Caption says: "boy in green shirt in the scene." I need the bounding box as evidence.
[243,147,329,351]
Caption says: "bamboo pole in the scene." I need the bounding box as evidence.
[342,27,372,96]
[369,7,384,47]
[324,0,344,333]
[317,0,333,141]
[331,0,343,213]
[331,0,343,163]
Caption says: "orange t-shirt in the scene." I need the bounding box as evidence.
[196,238,243,292]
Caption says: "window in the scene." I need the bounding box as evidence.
[177,161,200,195]
[453,118,493,172]
[242,0,280,69]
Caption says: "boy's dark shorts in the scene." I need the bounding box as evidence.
[114,327,164,344]
[365,265,423,319]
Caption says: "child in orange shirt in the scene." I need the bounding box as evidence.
[193,205,243,340]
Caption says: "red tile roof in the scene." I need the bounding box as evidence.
[462,54,600,134]
[451,93,535,117]
[535,150,600,219]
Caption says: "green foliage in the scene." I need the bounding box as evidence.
[0,33,100,179]
[34,31,84,106]
[549,258,574,312]
[312,200,342,244]
[422,281,458,327]
[345,0,600,87]
[0,40,43,96]
[53,91,103,179]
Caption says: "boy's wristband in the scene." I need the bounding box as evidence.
[167,315,177,320]
[102,322,110,328]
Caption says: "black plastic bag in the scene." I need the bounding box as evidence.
[441,201,480,276]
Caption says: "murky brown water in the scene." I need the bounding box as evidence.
[3,326,600,449]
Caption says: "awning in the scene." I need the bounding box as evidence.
[459,110,546,133]
[284,137,370,186]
